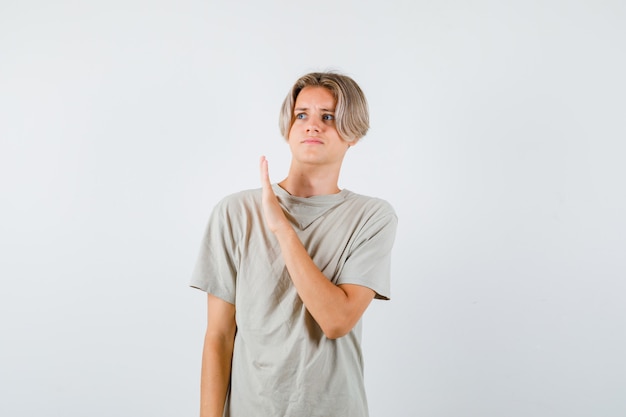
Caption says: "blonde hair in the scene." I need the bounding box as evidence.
[279,72,369,143]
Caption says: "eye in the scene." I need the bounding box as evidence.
[295,113,306,120]
[322,114,335,121]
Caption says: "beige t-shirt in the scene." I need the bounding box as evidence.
[191,184,397,417]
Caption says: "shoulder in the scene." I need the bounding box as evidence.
[205,188,263,224]
[343,190,397,219]
[214,187,262,209]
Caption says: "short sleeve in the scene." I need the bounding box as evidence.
[189,199,238,305]
[336,204,398,300]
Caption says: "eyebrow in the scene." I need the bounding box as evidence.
[294,107,336,112]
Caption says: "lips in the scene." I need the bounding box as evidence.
[302,137,324,144]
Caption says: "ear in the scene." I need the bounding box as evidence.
[347,137,360,147]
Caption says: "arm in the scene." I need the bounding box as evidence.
[259,156,376,339]
[200,293,236,417]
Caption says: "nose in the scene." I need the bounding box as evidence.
[306,118,321,133]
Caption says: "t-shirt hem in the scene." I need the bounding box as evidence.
[336,279,390,301]
[189,283,236,305]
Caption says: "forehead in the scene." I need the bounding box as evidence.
[294,86,336,109]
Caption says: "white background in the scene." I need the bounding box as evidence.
[1,1,625,416]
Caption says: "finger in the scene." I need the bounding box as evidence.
[259,155,270,190]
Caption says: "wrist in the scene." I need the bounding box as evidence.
[273,223,297,241]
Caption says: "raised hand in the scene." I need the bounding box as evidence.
[259,156,291,234]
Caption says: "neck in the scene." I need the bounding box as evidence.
[279,162,342,197]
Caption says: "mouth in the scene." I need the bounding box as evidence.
[301,137,324,144]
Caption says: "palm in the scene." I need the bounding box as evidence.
[260,156,289,233]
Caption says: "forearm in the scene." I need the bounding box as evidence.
[200,332,234,417]
[274,227,368,339]
[258,157,374,338]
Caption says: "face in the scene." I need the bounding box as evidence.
[287,86,355,167]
